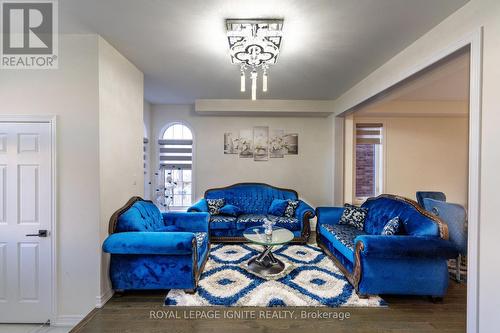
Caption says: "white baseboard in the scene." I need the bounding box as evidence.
[96,289,114,308]
[50,290,113,327]
[51,315,84,327]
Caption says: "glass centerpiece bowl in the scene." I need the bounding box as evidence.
[262,216,276,236]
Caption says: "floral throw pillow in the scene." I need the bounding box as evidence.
[284,200,300,218]
[207,198,225,215]
[339,204,368,231]
[381,216,401,236]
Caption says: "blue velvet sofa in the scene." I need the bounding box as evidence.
[188,183,315,243]
[102,197,210,292]
[316,195,457,298]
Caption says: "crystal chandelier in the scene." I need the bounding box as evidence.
[226,19,284,100]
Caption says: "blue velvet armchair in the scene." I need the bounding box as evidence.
[316,195,457,298]
[102,197,210,292]
[187,183,315,243]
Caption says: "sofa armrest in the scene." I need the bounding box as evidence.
[187,199,208,213]
[355,235,458,259]
[315,207,344,227]
[103,232,195,255]
[295,200,315,220]
[162,211,209,232]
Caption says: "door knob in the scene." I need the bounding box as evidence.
[26,230,48,237]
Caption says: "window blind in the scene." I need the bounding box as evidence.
[356,123,383,144]
[158,139,192,170]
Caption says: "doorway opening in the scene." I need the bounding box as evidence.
[336,39,479,331]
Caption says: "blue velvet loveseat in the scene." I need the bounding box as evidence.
[188,183,315,243]
[316,195,457,298]
[103,197,210,292]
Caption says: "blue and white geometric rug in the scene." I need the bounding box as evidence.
[165,243,385,307]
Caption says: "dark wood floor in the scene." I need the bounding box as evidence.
[72,280,466,333]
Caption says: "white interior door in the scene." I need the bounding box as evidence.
[0,122,52,323]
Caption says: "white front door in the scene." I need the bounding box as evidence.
[0,122,52,323]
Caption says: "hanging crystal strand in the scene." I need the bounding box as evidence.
[165,169,173,211]
[154,168,165,210]
[262,66,268,92]
[251,70,258,100]
[240,65,246,92]
[164,166,178,211]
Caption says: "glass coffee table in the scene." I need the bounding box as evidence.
[243,226,294,275]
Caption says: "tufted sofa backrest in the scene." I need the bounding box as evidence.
[205,183,298,214]
[115,200,164,232]
[361,195,448,239]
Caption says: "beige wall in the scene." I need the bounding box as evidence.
[353,115,469,206]
[0,35,101,322]
[151,104,333,208]
[143,100,152,200]
[0,34,145,323]
[97,37,144,300]
[332,0,500,330]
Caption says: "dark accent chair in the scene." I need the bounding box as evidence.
[188,183,315,243]
[423,198,467,282]
[416,191,446,207]
[102,197,210,292]
[316,194,457,298]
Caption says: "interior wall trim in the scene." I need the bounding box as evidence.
[195,99,334,117]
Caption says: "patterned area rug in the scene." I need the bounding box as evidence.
[165,243,385,307]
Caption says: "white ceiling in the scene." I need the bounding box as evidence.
[60,0,469,104]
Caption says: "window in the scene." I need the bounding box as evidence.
[159,123,193,209]
[355,123,383,201]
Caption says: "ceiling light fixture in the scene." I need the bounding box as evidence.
[226,19,284,100]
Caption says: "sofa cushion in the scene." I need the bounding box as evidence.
[268,199,288,216]
[381,216,401,235]
[209,215,237,230]
[207,198,225,215]
[194,232,207,248]
[219,204,242,217]
[284,200,300,217]
[319,224,367,262]
[339,204,368,231]
[235,214,302,231]
[269,215,301,231]
[194,232,209,267]
[236,214,268,230]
